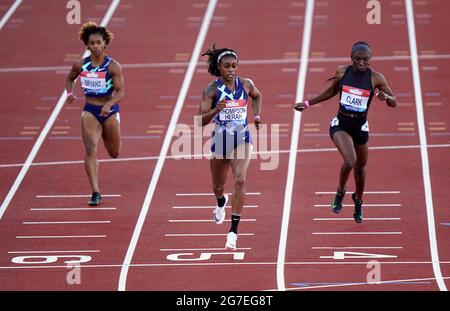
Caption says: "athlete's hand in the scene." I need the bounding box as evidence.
[214,100,227,113]
[100,104,112,117]
[294,102,308,112]
[376,91,390,101]
[65,92,76,105]
[254,115,261,130]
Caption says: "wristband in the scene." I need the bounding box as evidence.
[304,100,310,108]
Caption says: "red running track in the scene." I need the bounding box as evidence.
[0,0,448,291]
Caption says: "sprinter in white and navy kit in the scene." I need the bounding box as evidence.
[295,41,397,223]
[198,45,262,249]
[210,76,252,158]
[65,22,125,206]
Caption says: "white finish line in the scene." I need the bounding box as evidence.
[313,232,402,235]
[16,235,107,239]
[36,194,121,198]
[165,233,254,237]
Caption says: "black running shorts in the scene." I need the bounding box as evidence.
[329,112,369,145]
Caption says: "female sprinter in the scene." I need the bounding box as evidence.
[198,45,262,249]
[294,41,396,223]
[65,22,124,206]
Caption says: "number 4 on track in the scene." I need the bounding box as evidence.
[321,251,397,260]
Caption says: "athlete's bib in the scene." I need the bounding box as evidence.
[340,85,371,113]
[218,100,247,122]
[80,71,107,91]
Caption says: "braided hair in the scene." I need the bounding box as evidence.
[351,41,371,56]
[202,44,238,77]
[79,21,114,46]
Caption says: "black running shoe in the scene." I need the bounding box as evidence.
[331,190,346,213]
[352,193,363,223]
[88,192,101,206]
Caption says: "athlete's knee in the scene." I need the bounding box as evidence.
[234,175,246,191]
[85,143,98,157]
[108,149,119,159]
[342,158,356,170]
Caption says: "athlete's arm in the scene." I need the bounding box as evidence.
[294,66,345,111]
[197,81,224,127]
[373,71,397,108]
[65,60,82,104]
[243,78,262,130]
[101,60,125,116]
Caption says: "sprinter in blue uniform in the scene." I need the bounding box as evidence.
[65,22,124,206]
[295,41,397,223]
[198,45,262,249]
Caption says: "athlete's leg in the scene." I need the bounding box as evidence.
[229,143,252,215]
[222,143,252,248]
[101,113,121,158]
[331,131,357,192]
[210,157,230,200]
[225,143,252,242]
[353,143,369,202]
[81,112,103,193]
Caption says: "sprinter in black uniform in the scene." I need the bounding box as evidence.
[294,41,397,223]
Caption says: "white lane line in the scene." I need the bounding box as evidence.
[314,204,401,207]
[173,205,258,209]
[169,219,256,223]
[36,194,121,198]
[2,143,450,169]
[176,192,261,196]
[165,233,254,237]
[278,0,315,292]
[16,235,107,239]
[118,0,217,291]
[0,0,121,220]
[0,0,22,31]
[312,247,403,250]
[405,0,446,291]
[315,191,400,194]
[23,221,111,225]
[312,232,402,235]
[8,250,100,254]
[313,218,401,221]
[159,247,252,251]
[30,207,116,211]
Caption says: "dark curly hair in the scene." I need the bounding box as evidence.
[202,44,238,77]
[79,21,114,45]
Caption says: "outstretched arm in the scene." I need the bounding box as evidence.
[294,66,345,111]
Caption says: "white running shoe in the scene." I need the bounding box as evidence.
[213,194,228,224]
[225,231,237,250]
